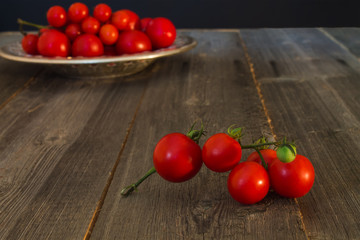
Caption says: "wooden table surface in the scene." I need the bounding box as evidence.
[0,28,359,240]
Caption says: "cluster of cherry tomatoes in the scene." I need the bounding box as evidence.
[123,124,315,206]
[20,2,177,57]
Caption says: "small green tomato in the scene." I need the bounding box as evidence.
[276,144,297,163]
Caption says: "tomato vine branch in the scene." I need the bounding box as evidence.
[121,167,157,197]
[240,141,281,149]
[17,18,49,30]
[255,148,268,169]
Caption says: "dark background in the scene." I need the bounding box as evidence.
[1,0,360,31]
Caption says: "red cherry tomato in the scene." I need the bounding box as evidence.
[268,154,315,198]
[140,17,152,31]
[65,23,81,41]
[37,29,70,57]
[46,5,67,28]
[116,30,152,55]
[81,16,100,34]
[39,28,49,34]
[153,133,203,183]
[21,34,39,55]
[68,2,89,23]
[111,9,140,31]
[145,17,176,49]
[71,34,104,57]
[99,24,119,45]
[228,162,270,205]
[93,3,112,23]
[201,133,242,172]
[246,149,277,166]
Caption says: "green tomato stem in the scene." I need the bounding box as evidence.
[241,141,281,149]
[121,167,157,197]
[17,18,49,30]
[255,148,268,170]
[19,22,26,36]
[187,121,205,144]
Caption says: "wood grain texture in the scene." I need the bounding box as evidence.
[240,28,360,239]
[0,67,153,239]
[0,32,42,106]
[90,30,307,240]
[321,28,360,59]
[2,29,359,240]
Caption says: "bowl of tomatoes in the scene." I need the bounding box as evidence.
[0,3,197,79]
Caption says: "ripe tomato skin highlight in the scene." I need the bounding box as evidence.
[201,133,242,172]
[71,34,104,57]
[116,30,152,55]
[65,23,82,41]
[228,162,270,205]
[145,17,176,49]
[22,34,39,55]
[111,9,140,31]
[46,5,67,28]
[268,154,315,198]
[68,2,89,23]
[37,29,70,57]
[93,3,112,23]
[246,149,277,166]
[153,133,203,183]
[99,24,119,45]
[81,16,101,34]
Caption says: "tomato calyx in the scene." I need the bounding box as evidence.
[227,125,243,142]
[252,136,270,150]
[186,121,205,144]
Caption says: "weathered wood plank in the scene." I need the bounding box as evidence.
[240,28,360,239]
[0,67,153,238]
[321,28,360,59]
[90,30,307,240]
[0,32,42,106]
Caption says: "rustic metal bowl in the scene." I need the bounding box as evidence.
[0,34,197,79]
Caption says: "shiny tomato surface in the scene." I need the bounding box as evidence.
[153,133,203,183]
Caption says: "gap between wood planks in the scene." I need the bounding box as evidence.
[318,27,360,63]
[318,28,353,56]
[236,30,310,240]
[83,79,149,240]
[0,68,44,111]
[0,62,148,239]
